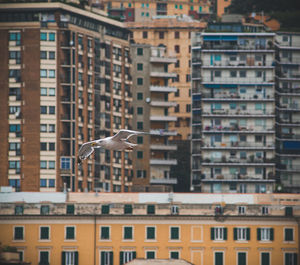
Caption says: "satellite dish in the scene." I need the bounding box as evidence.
[145,97,151,103]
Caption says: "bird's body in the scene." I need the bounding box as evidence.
[78,129,146,164]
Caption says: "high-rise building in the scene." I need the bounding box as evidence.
[131,44,178,191]
[0,2,132,192]
[191,31,276,193]
[275,32,300,193]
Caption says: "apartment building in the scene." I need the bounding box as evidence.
[127,17,206,140]
[275,32,300,193]
[0,191,299,265]
[0,2,132,193]
[191,32,276,193]
[97,0,212,22]
[131,44,178,191]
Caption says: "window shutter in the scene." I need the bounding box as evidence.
[293,253,297,265]
[246,228,250,240]
[75,251,78,265]
[147,227,155,239]
[120,251,124,265]
[224,228,227,240]
[234,228,237,240]
[101,252,105,265]
[61,252,66,265]
[270,228,274,241]
[211,228,215,240]
[257,228,261,241]
[110,252,113,265]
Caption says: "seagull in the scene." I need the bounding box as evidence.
[77,129,147,165]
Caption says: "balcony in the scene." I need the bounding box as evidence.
[150,101,177,107]
[149,129,177,136]
[275,88,300,96]
[201,42,274,51]
[276,164,300,172]
[150,116,177,122]
[150,85,177,93]
[150,72,177,78]
[150,56,177,64]
[202,93,274,101]
[201,142,275,150]
[276,133,300,140]
[202,126,274,134]
[150,159,177,165]
[150,144,177,151]
[202,110,275,117]
[276,104,300,111]
[202,78,275,85]
[275,120,300,127]
[150,178,177,185]
[201,158,275,166]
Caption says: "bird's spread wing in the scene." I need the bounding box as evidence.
[78,142,95,160]
[111,129,147,141]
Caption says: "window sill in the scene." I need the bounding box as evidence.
[168,240,181,243]
[145,239,157,243]
[99,239,112,242]
[64,239,77,242]
[122,239,135,242]
[12,240,25,242]
[38,240,51,242]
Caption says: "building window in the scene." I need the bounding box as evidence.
[175,45,180,53]
[49,143,55,151]
[137,151,143,159]
[211,227,227,241]
[40,142,47,151]
[102,205,110,214]
[261,252,270,265]
[146,226,156,240]
[39,251,49,265]
[120,251,136,265]
[284,228,294,241]
[159,32,164,39]
[170,251,179,259]
[137,122,143,130]
[175,60,180,68]
[234,227,250,241]
[285,253,297,265]
[61,157,70,170]
[214,252,224,265]
[137,78,143,85]
[137,107,143,115]
[65,226,75,240]
[40,106,47,114]
[240,71,246,77]
[100,226,110,240]
[40,179,47,187]
[40,32,47,41]
[62,252,78,265]
[49,179,55,188]
[170,226,180,240]
[175,31,180,39]
[237,252,246,265]
[14,226,24,240]
[137,136,143,144]
[40,51,47,59]
[40,226,50,240]
[147,205,155,214]
[238,206,246,214]
[40,161,47,169]
[137,63,143,71]
[137,170,146,178]
[257,228,274,241]
[124,204,133,214]
[48,32,55,41]
[40,69,47,78]
[137,48,143,55]
[49,106,55,114]
[137,92,143,100]
[123,226,133,240]
[146,251,155,259]
[262,206,269,215]
[143,31,148,39]
[40,205,50,215]
[100,251,113,265]
[66,205,74,215]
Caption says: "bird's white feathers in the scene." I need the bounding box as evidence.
[78,129,146,164]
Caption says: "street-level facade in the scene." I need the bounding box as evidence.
[0,192,299,265]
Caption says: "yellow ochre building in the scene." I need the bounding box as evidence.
[0,191,299,265]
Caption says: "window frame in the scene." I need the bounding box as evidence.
[169,226,180,241]
[39,225,50,241]
[146,226,156,241]
[13,226,24,241]
[65,225,76,241]
[123,226,134,241]
[100,226,111,241]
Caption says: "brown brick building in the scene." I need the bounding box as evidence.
[0,2,133,192]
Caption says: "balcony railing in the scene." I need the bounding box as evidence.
[150,85,177,93]
[202,93,273,101]
[150,159,177,165]
[201,142,275,149]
